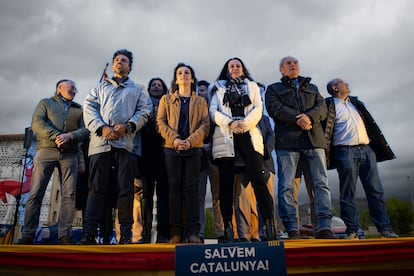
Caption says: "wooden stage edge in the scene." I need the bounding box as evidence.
[1,238,414,275]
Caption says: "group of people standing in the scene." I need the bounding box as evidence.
[17,49,398,245]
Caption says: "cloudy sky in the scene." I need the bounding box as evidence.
[0,0,413,204]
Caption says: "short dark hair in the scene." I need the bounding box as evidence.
[55,79,74,94]
[197,80,210,87]
[56,79,70,90]
[326,78,340,96]
[112,49,133,67]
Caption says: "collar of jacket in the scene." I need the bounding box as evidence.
[52,94,81,108]
[280,76,311,89]
[329,95,360,105]
[167,91,196,103]
[106,77,132,88]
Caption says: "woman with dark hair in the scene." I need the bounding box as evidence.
[156,63,210,243]
[209,57,276,243]
[140,78,170,243]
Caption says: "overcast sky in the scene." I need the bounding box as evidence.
[0,0,413,204]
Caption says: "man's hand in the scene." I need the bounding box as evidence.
[113,124,127,138]
[296,114,312,130]
[102,126,119,140]
[55,133,72,148]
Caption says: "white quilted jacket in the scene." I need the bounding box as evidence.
[209,79,264,160]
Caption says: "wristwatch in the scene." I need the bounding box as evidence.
[125,123,133,133]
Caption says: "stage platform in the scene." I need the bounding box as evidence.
[1,238,414,275]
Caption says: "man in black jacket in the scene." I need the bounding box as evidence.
[324,78,398,239]
[265,56,335,239]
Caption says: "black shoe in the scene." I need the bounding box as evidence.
[141,229,152,243]
[288,230,301,240]
[58,236,72,245]
[217,236,227,243]
[346,232,359,240]
[250,238,261,243]
[139,236,151,244]
[236,237,249,243]
[17,236,34,245]
[220,221,234,243]
[102,237,111,245]
[118,236,132,244]
[138,237,151,244]
[315,229,338,239]
[218,236,234,243]
[79,233,97,245]
[156,235,170,243]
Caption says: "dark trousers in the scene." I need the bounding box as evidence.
[141,170,169,238]
[216,133,274,223]
[165,154,201,238]
[84,148,135,237]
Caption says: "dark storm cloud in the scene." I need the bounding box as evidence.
[0,0,412,203]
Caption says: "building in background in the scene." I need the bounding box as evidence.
[0,133,82,243]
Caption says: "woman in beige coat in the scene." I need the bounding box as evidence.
[157,63,210,244]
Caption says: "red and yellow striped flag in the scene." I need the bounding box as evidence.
[0,224,14,244]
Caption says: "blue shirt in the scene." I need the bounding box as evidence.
[333,97,370,146]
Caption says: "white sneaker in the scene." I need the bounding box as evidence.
[380,231,399,238]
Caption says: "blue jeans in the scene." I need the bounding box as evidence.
[334,145,393,233]
[23,149,78,239]
[276,148,332,232]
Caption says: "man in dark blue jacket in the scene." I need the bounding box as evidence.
[324,78,398,239]
[265,56,335,239]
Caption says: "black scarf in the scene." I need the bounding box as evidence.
[223,77,251,107]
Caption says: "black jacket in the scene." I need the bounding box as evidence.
[265,76,327,150]
[324,96,396,170]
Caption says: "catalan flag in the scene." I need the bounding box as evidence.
[0,224,14,244]
[0,165,33,203]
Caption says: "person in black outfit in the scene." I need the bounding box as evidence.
[140,78,170,243]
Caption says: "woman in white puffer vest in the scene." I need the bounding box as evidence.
[209,57,276,243]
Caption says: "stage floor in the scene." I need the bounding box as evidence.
[1,238,414,275]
